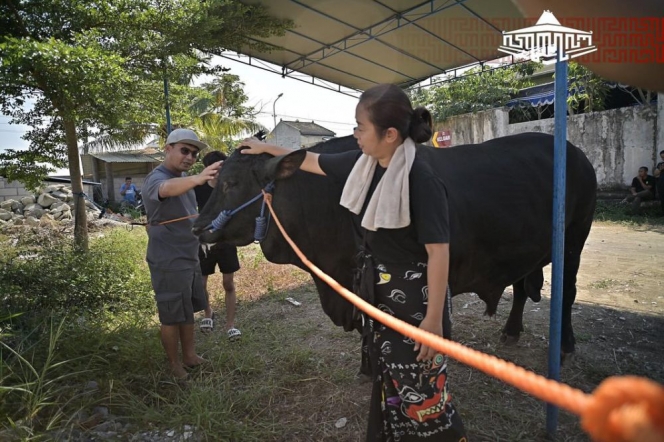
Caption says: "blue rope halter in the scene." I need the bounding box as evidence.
[204,181,275,243]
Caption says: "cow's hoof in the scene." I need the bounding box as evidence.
[500,333,520,346]
[355,371,372,384]
[561,351,575,365]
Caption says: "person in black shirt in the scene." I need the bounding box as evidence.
[240,84,466,441]
[194,150,242,341]
[654,150,664,216]
[622,166,655,213]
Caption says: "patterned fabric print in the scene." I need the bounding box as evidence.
[367,261,466,442]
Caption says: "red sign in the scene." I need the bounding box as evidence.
[432,130,451,148]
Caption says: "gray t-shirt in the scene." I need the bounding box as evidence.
[143,165,200,271]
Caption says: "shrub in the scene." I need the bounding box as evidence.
[0,228,154,320]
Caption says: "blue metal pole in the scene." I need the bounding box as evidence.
[164,77,172,135]
[546,58,568,437]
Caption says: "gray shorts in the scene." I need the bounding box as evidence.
[150,268,208,325]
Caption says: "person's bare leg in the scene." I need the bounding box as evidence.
[180,323,206,367]
[222,273,237,331]
[161,324,187,378]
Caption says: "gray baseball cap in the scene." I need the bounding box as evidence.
[165,128,208,151]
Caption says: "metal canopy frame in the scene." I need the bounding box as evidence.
[228,0,529,94]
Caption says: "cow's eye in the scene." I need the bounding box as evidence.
[222,181,237,193]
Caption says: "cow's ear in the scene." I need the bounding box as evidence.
[262,149,306,180]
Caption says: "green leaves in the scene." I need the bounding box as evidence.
[562,61,610,115]
[409,61,542,122]
[0,0,291,178]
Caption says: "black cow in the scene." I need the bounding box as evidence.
[193,132,597,357]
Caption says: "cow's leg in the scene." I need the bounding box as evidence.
[501,280,527,345]
[560,207,593,359]
[561,248,581,358]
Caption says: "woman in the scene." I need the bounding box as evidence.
[241,84,467,441]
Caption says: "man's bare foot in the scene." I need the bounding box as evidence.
[183,354,207,368]
[170,363,188,380]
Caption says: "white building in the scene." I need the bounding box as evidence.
[269,120,336,149]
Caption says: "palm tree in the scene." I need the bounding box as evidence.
[192,113,265,153]
[82,74,265,154]
[188,75,266,153]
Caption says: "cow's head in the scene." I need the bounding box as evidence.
[192,147,307,245]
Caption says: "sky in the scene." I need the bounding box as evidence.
[0,53,361,176]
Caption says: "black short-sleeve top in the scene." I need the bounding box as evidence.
[319,149,450,264]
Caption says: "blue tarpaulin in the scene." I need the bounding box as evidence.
[507,82,568,108]
[507,81,628,108]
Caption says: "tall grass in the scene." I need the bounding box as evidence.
[0,227,156,439]
[0,227,336,441]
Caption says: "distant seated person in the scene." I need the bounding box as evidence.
[655,150,664,216]
[120,177,138,206]
[622,166,655,213]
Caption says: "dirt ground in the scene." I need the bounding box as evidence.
[209,221,664,441]
[448,222,664,441]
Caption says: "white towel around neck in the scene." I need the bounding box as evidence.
[340,137,417,231]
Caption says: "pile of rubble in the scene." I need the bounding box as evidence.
[0,184,102,229]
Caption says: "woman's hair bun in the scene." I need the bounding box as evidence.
[409,106,433,144]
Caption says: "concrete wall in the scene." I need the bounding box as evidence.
[0,177,97,203]
[301,135,329,148]
[435,108,510,146]
[0,177,34,202]
[435,104,660,189]
[270,121,332,149]
[271,123,301,149]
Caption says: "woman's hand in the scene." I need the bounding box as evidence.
[414,314,443,362]
[238,137,269,155]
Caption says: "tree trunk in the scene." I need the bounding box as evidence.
[63,117,89,252]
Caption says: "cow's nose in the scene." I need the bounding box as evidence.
[192,226,203,236]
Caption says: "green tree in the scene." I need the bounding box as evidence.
[562,61,611,115]
[84,73,267,155]
[190,74,266,153]
[0,0,290,251]
[409,61,542,122]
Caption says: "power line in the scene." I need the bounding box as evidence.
[257,111,355,127]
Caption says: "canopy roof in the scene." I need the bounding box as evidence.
[225,0,535,96]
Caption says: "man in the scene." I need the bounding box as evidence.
[120,177,138,206]
[142,128,222,379]
[623,166,655,213]
[655,150,664,216]
[194,150,242,341]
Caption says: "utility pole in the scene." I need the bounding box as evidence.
[272,93,283,129]
[164,77,172,135]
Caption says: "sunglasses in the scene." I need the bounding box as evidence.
[177,146,199,158]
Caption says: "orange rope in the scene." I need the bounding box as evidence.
[261,191,664,442]
[156,213,198,225]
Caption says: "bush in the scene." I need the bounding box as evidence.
[0,228,154,320]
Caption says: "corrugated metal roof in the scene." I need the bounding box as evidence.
[45,176,101,185]
[282,120,336,136]
[224,0,528,95]
[90,151,165,163]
